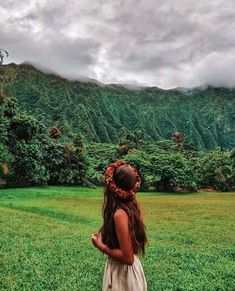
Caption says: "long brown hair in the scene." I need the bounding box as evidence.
[100,164,148,255]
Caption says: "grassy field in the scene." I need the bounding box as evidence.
[0,187,234,291]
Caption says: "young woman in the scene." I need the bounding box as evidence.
[91,160,148,291]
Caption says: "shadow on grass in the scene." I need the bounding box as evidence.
[0,204,92,225]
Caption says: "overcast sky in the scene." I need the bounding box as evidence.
[0,0,235,88]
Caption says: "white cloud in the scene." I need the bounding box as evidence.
[0,0,235,88]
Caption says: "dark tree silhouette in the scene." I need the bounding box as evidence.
[0,49,9,65]
[49,126,62,139]
[172,131,185,143]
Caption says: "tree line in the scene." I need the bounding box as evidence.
[1,97,234,192]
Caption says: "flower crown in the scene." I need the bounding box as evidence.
[104,160,141,200]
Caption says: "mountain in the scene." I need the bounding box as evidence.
[0,63,234,150]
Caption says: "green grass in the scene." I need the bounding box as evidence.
[0,187,234,291]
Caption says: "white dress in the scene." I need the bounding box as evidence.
[102,254,147,291]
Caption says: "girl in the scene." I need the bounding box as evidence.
[91,160,148,291]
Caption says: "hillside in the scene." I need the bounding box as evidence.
[0,63,234,150]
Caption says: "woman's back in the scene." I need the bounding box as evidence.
[92,160,148,290]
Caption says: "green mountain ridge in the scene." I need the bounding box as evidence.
[0,63,234,150]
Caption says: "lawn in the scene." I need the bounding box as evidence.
[0,187,234,290]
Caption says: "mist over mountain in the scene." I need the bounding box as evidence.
[0,63,234,150]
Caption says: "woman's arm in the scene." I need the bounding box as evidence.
[92,209,134,266]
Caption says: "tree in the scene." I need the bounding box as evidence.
[6,111,48,186]
[44,133,87,185]
[172,131,197,157]
[125,149,197,192]
[194,150,234,191]
[49,126,62,139]
[0,103,13,177]
[0,49,9,65]
[2,97,18,118]
[8,140,48,185]
[118,131,146,155]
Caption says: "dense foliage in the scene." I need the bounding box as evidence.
[86,135,234,192]
[0,95,234,191]
[0,97,87,187]
[0,64,234,191]
[0,63,234,150]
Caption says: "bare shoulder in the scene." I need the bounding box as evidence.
[114,208,128,221]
